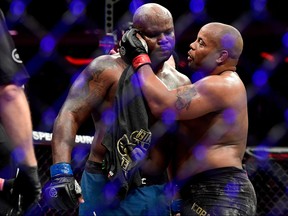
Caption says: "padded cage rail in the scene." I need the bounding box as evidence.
[31,133,288,215]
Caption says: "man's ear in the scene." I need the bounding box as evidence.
[216,50,228,63]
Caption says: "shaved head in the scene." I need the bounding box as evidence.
[202,22,243,60]
[132,3,173,31]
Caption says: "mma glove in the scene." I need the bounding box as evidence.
[44,162,81,211]
[119,28,151,70]
[12,165,42,211]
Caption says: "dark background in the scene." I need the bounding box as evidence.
[1,0,288,147]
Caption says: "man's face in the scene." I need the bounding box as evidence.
[187,26,220,73]
[138,19,175,64]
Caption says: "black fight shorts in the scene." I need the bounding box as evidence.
[179,167,257,216]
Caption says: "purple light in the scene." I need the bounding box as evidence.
[189,0,205,14]
[224,182,240,198]
[10,0,25,16]
[252,69,268,87]
[221,33,235,50]
[251,0,267,12]
[72,147,88,164]
[284,109,288,122]
[42,109,57,128]
[191,71,204,82]
[101,108,116,126]
[223,108,236,125]
[131,73,141,88]
[282,32,288,48]
[193,145,207,161]
[103,181,119,201]
[40,35,56,53]
[11,147,25,163]
[161,108,177,125]
[129,0,144,14]
[69,0,85,16]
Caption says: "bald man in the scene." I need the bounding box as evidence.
[48,3,190,216]
[120,22,257,216]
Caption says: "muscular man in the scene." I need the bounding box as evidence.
[0,9,41,215]
[120,22,257,215]
[47,3,190,216]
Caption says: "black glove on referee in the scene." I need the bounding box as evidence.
[12,165,42,212]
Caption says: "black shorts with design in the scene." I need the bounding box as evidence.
[179,167,257,216]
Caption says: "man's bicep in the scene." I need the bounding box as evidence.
[174,83,219,120]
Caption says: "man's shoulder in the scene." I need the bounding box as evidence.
[88,53,127,71]
[92,53,122,63]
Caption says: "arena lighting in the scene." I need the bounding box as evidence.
[10,0,26,17]
[65,55,93,65]
[260,52,275,62]
[189,0,205,14]
[252,69,268,87]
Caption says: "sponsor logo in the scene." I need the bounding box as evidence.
[11,49,23,63]
[191,202,210,216]
[117,129,151,172]
[49,188,58,198]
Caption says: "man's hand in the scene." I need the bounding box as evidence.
[12,165,42,213]
[43,163,83,211]
[119,28,151,70]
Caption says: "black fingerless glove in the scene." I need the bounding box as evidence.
[12,165,42,211]
[119,28,151,70]
[43,163,82,211]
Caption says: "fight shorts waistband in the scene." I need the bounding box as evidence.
[177,166,249,195]
[84,160,104,174]
[176,166,248,187]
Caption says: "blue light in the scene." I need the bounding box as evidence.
[40,35,56,53]
[221,33,235,49]
[284,109,288,122]
[102,108,116,126]
[129,0,144,14]
[191,71,204,82]
[10,0,25,16]
[69,0,85,16]
[223,108,236,125]
[194,145,206,161]
[251,0,267,13]
[42,108,57,129]
[252,69,268,87]
[282,32,288,49]
[161,108,176,125]
[189,0,205,14]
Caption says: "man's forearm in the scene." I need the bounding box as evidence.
[0,84,36,166]
[51,113,79,164]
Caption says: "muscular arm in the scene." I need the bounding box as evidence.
[0,84,36,166]
[51,74,92,163]
[51,56,120,164]
[137,65,234,120]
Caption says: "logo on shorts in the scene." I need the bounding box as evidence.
[191,202,210,216]
[11,48,23,63]
[117,129,151,173]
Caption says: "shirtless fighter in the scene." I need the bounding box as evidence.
[119,22,257,216]
[46,3,190,216]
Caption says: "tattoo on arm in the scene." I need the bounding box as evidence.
[175,86,197,110]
